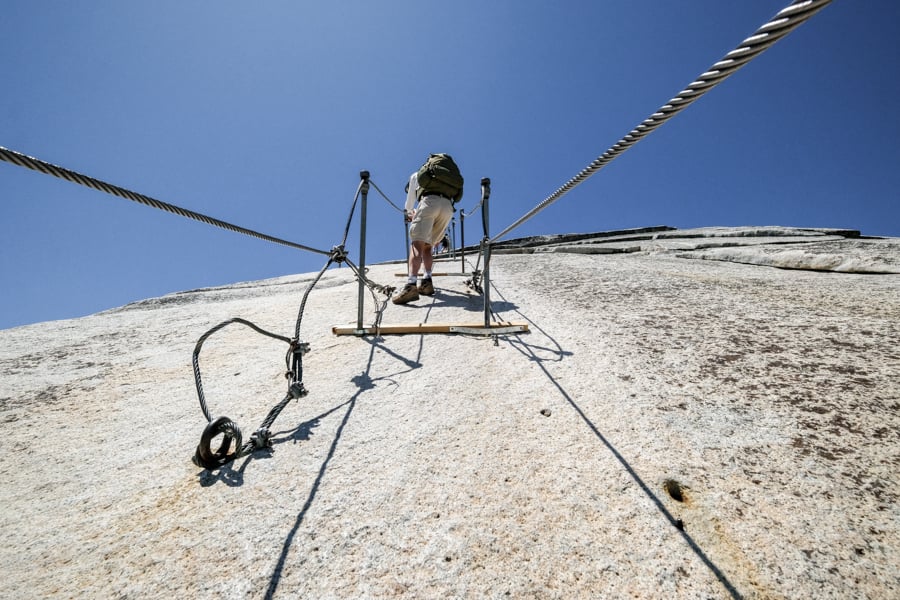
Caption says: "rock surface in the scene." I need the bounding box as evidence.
[1,226,898,599]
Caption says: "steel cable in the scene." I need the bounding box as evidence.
[369,180,405,213]
[293,257,334,340]
[463,192,487,218]
[340,180,366,248]
[0,146,331,256]
[192,260,332,466]
[491,0,833,243]
[189,170,399,469]
[192,317,294,423]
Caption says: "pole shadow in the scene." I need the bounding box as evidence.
[498,323,742,597]
[430,288,518,313]
[264,327,420,599]
[484,275,742,598]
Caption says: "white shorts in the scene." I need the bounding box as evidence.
[409,195,454,245]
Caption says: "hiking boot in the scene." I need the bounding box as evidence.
[418,277,435,296]
[392,283,419,305]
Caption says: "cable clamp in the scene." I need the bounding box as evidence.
[289,381,308,399]
[286,339,311,381]
[465,269,483,294]
[330,245,348,264]
[250,427,272,450]
[375,283,396,297]
[292,340,311,357]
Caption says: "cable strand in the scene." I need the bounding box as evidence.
[490,0,833,243]
[0,146,332,256]
[369,180,405,213]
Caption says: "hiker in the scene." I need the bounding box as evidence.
[392,154,463,305]
[434,233,451,255]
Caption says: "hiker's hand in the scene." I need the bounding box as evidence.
[405,210,414,223]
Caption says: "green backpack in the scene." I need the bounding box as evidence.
[416,153,464,203]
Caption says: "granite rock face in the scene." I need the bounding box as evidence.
[1,226,898,599]
[499,226,900,274]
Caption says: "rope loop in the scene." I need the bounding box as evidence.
[193,416,243,470]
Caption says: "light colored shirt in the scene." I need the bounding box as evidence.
[404,172,419,214]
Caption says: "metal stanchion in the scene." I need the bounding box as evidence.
[459,210,467,273]
[450,217,457,260]
[403,211,410,268]
[479,178,492,328]
[356,171,370,332]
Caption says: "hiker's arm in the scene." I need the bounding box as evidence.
[404,172,418,217]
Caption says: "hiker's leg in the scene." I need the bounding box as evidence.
[416,241,436,296]
[409,240,431,279]
[408,196,449,280]
[421,242,434,274]
[427,200,454,274]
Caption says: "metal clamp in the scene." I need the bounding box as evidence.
[250,427,273,450]
[330,244,348,264]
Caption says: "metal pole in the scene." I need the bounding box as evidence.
[357,171,370,332]
[480,178,492,328]
[459,210,466,273]
[450,217,457,260]
[403,212,410,266]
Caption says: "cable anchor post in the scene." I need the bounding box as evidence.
[356,170,371,333]
[479,178,492,329]
[459,210,467,273]
[449,216,457,260]
[481,238,493,327]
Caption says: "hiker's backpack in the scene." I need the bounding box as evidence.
[416,153,464,203]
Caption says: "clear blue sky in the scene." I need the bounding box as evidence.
[2,1,898,329]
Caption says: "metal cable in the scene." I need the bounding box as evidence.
[189,175,397,468]
[192,317,294,423]
[192,261,333,465]
[370,180,405,213]
[0,145,332,256]
[345,259,391,333]
[340,180,365,248]
[233,391,294,457]
[491,0,833,242]
[293,257,335,340]
[463,198,484,219]
[343,257,396,297]
[222,208,395,461]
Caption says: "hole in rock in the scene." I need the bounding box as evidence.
[664,478,687,502]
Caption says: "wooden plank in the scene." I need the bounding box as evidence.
[449,325,529,335]
[332,322,529,336]
[393,272,470,277]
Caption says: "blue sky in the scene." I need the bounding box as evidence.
[2,1,898,329]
